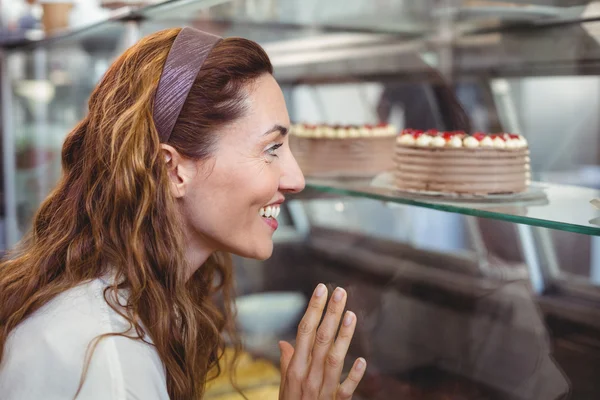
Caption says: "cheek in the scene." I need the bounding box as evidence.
[182,160,281,257]
[217,166,279,255]
[205,162,279,224]
[241,165,280,210]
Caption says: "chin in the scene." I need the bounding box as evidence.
[230,241,273,261]
[253,251,273,261]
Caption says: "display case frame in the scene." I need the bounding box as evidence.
[2,1,600,398]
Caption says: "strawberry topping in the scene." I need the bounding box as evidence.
[473,132,486,141]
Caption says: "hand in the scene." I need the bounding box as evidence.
[279,284,366,399]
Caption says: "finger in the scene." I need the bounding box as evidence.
[337,358,367,400]
[279,341,295,399]
[279,341,295,378]
[304,287,346,397]
[284,284,328,394]
[320,311,356,398]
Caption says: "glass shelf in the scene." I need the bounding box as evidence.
[137,0,598,36]
[303,178,600,237]
[2,0,599,50]
[0,8,132,50]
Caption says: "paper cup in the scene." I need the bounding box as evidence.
[41,2,74,34]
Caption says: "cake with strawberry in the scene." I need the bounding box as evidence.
[290,123,397,178]
[394,129,530,195]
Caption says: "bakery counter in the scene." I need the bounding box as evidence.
[232,227,600,399]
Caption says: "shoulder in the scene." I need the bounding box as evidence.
[77,334,169,400]
[0,279,169,400]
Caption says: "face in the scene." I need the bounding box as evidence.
[165,74,305,261]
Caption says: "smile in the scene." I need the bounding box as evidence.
[259,205,281,219]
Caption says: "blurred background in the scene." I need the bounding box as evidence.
[2,0,600,399]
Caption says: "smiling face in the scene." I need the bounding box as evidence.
[164,74,305,262]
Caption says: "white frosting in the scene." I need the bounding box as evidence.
[323,127,336,138]
[415,134,433,147]
[313,127,325,138]
[397,134,416,145]
[291,125,302,136]
[376,126,394,136]
[518,135,528,147]
[505,139,519,149]
[359,127,371,137]
[493,137,506,149]
[348,127,360,138]
[480,136,494,147]
[463,136,479,148]
[449,136,463,148]
[431,136,446,147]
[335,128,348,139]
[304,126,316,137]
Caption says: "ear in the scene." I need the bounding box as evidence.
[160,144,193,199]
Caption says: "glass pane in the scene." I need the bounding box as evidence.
[3,0,599,50]
[237,228,600,400]
[140,0,433,36]
[301,178,600,236]
[139,0,599,36]
[6,22,128,239]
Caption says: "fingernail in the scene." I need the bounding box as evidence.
[356,358,366,371]
[343,311,354,326]
[333,287,344,302]
[315,284,326,297]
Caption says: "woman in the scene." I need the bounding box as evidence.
[0,27,366,399]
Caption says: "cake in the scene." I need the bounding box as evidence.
[394,129,530,195]
[289,123,397,178]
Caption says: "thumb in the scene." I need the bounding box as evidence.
[278,340,295,378]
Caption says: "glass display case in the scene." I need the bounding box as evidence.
[2,1,600,399]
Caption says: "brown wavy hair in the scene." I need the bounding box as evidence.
[0,28,273,399]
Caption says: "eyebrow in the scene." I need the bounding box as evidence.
[262,124,288,137]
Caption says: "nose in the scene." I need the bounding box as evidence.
[279,152,305,194]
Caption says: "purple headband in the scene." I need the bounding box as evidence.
[153,27,222,142]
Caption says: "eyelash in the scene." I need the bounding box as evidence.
[266,143,283,158]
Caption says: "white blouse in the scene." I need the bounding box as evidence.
[0,278,170,399]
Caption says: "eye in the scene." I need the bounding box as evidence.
[266,143,283,158]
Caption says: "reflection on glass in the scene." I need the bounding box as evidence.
[247,228,587,400]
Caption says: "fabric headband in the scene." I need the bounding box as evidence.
[153,27,222,143]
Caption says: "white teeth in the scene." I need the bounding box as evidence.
[259,205,280,219]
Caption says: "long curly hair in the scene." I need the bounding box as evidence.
[0,28,273,399]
